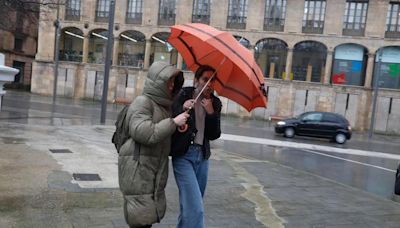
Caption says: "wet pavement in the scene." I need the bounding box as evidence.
[1,90,400,228]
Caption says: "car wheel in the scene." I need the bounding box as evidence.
[335,133,347,144]
[284,127,295,138]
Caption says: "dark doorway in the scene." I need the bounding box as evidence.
[12,61,25,83]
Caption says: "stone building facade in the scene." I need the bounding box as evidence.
[0,1,39,90]
[32,0,400,134]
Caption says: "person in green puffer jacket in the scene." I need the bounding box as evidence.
[118,61,189,228]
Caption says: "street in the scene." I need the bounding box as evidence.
[1,91,400,227]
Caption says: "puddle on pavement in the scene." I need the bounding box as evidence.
[212,149,286,228]
[1,137,27,144]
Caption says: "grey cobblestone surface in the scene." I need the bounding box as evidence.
[1,91,400,227]
[1,123,400,227]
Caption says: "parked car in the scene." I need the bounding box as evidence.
[274,111,352,144]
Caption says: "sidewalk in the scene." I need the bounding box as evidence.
[1,91,400,227]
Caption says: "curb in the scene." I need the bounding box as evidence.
[393,194,400,203]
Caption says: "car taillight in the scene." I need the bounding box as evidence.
[347,125,352,131]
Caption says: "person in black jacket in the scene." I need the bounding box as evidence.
[171,65,222,228]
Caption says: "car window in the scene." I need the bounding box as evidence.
[322,113,339,123]
[301,113,322,122]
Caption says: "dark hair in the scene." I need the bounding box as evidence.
[172,71,184,96]
[194,65,216,80]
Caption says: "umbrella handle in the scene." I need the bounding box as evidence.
[177,108,192,133]
[178,124,188,133]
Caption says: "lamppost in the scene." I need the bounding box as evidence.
[100,0,115,124]
[368,52,382,139]
[53,0,61,105]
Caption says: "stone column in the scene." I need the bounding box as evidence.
[364,53,375,88]
[112,37,119,66]
[249,45,255,56]
[323,51,333,84]
[143,39,152,70]
[269,63,275,79]
[285,48,293,81]
[306,65,312,82]
[177,53,183,69]
[82,35,89,63]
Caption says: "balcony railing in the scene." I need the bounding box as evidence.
[65,9,80,21]
[385,31,400,39]
[226,16,246,29]
[302,20,324,34]
[158,13,175,26]
[118,53,144,68]
[126,12,142,24]
[59,50,82,62]
[95,10,109,22]
[302,26,323,34]
[264,19,284,31]
[192,15,210,25]
[342,22,365,36]
[342,28,365,36]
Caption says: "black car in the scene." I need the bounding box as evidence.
[274,111,352,144]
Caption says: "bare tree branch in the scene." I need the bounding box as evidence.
[0,0,66,31]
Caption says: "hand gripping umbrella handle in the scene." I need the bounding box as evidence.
[178,108,191,133]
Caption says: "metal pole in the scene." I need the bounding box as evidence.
[53,0,61,104]
[368,53,382,139]
[100,0,115,124]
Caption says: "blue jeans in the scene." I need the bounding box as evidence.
[172,145,209,228]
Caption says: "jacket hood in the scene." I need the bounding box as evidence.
[143,61,181,107]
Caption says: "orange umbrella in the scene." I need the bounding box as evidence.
[168,23,267,112]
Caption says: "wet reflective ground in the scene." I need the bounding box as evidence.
[0,91,120,125]
[2,90,400,201]
[214,139,399,200]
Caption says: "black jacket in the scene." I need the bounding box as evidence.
[171,87,222,159]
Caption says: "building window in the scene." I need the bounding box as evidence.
[264,0,286,31]
[192,0,210,24]
[343,0,368,36]
[302,0,326,34]
[292,41,327,83]
[385,2,400,38]
[89,29,109,64]
[227,0,248,29]
[60,27,84,62]
[331,44,367,86]
[14,38,23,51]
[373,47,400,90]
[118,30,146,67]
[65,0,81,21]
[158,0,176,26]
[95,0,110,22]
[234,36,250,48]
[150,32,178,65]
[255,38,288,79]
[126,0,143,24]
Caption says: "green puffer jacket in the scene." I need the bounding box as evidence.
[118,62,179,227]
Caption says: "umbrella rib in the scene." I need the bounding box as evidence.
[177,31,201,68]
[215,77,260,102]
[182,23,263,86]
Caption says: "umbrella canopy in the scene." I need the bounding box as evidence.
[168,23,267,112]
